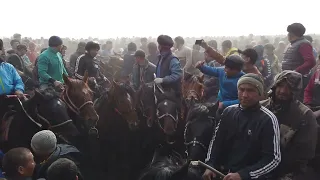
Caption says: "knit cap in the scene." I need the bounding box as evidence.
[237,73,264,95]
[31,130,57,155]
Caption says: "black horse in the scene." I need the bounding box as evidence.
[139,146,202,180]
[137,81,185,163]
[0,88,79,153]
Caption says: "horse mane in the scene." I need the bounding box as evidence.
[157,91,180,107]
[139,157,180,180]
[67,78,92,93]
[185,103,209,122]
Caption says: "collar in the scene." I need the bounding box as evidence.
[48,47,58,53]
[290,37,304,44]
[239,103,261,111]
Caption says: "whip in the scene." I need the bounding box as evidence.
[190,160,226,178]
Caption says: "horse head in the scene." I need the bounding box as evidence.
[184,103,214,161]
[108,80,139,130]
[182,71,204,107]
[62,72,99,136]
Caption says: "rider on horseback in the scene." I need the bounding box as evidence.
[203,74,281,180]
[132,50,156,90]
[0,52,25,99]
[154,35,182,96]
[261,70,318,179]
[37,36,68,90]
[75,41,107,87]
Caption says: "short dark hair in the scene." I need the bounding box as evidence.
[239,48,258,64]
[48,36,63,47]
[2,148,32,177]
[222,40,232,49]
[287,23,306,37]
[134,50,145,58]
[47,158,78,180]
[264,43,275,51]
[208,40,218,49]
[17,44,27,51]
[174,36,184,45]
[140,38,148,43]
[10,39,20,47]
[128,42,137,51]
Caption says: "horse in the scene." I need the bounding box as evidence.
[61,73,99,136]
[94,80,140,180]
[182,71,204,119]
[139,146,202,180]
[137,81,185,157]
[0,88,79,153]
[17,69,38,94]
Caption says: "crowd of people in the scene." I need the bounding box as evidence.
[0,22,320,180]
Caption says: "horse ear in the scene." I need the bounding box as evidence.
[198,74,204,83]
[169,160,190,180]
[184,71,192,81]
[63,74,71,87]
[83,71,89,83]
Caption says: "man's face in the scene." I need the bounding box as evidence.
[18,152,36,177]
[275,80,292,102]
[141,41,147,46]
[89,49,99,57]
[264,48,274,56]
[205,52,212,63]
[106,43,112,50]
[222,46,228,54]
[287,32,294,42]
[29,44,36,51]
[61,48,67,56]
[17,49,27,56]
[12,42,19,50]
[241,54,250,64]
[224,66,239,77]
[135,56,144,65]
[148,47,157,55]
[238,83,260,108]
[174,41,181,49]
[78,46,86,54]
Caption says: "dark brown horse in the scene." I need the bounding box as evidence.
[94,80,140,180]
[61,73,99,136]
[182,72,204,119]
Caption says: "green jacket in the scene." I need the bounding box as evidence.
[38,47,68,85]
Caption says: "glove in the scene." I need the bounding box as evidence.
[53,81,63,87]
[154,78,163,84]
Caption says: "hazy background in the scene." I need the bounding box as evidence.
[1,0,318,38]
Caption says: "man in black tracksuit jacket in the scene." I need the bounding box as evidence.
[203,73,281,180]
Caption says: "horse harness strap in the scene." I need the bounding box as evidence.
[61,87,94,115]
[16,97,73,130]
[184,121,207,154]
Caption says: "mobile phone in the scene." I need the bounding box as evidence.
[195,40,202,45]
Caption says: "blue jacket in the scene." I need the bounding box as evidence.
[199,65,244,108]
[0,62,24,95]
[156,52,182,84]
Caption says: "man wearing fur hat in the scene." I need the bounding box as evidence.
[203,73,281,180]
[154,35,182,96]
[260,70,318,180]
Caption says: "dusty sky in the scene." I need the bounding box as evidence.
[1,0,318,38]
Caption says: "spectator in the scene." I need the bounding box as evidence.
[47,158,78,180]
[2,148,35,180]
[31,130,82,180]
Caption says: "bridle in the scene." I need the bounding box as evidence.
[61,87,99,135]
[154,83,179,143]
[184,120,207,157]
[185,89,201,102]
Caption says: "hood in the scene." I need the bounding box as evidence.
[272,70,302,97]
